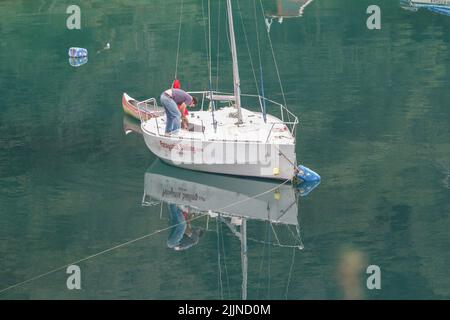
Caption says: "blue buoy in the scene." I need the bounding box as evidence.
[68,47,88,58]
[296,165,321,183]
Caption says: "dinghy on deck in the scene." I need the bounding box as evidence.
[121,93,165,121]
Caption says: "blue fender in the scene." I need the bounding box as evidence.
[296,165,321,183]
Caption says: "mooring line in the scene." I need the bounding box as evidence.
[0,179,291,295]
[0,215,205,295]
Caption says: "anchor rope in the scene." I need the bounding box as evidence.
[0,178,291,295]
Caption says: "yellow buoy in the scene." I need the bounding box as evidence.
[273,167,280,176]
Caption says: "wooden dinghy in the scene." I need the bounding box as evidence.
[121,93,165,121]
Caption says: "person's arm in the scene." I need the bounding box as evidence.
[179,103,189,128]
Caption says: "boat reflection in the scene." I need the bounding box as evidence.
[143,159,320,299]
[264,0,314,32]
[69,56,88,67]
[123,114,143,136]
[400,0,450,16]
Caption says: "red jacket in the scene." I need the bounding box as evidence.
[172,79,189,116]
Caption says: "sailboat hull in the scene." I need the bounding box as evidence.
[142,130,296,180]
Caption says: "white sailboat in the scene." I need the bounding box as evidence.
[128,0,319,182]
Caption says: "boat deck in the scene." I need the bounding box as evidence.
[141,107,296,145]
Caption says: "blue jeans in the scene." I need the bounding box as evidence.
[160,93,181,133]
[167,204,187,248]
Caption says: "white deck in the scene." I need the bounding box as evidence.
[141,106,295,145]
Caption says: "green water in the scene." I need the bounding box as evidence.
[1,0,449,299]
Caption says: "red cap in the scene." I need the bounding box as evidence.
[172,79,181,89]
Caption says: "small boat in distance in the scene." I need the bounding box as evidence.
[400,0,450,16]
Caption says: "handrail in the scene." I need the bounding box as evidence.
[266,123,275,143]
[136,98,159,122]
[187,90,298,118]
[141,90,299,138]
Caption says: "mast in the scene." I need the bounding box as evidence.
[226,0,243,124]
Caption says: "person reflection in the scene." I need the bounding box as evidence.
[167,204,204,251]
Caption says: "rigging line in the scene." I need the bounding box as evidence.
[225,12,231,50]
[208,0,213,88]
[258,0,291,123]
[215,0,221,91]
[256,219,269,299]
[0,214,206,295]
[270,223,281,246]
[287,224,303,249]
[219,215,231,298]
[224,7,232,65]
[236,0,261,101]
[245,236,301,248]
[0,179,290,295]
[201,0,211,84]
[204,225,300,249]
[284,247,296,300]
[253,0,267,122]
[267,221,272,299]
[253,0,263,87]
[203,0,216,127]
[174,0,184,80]
[216,215,224,300]
[293,191,305,249]
[208,0,217,127]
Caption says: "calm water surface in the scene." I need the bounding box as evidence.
[0,0,449,299]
